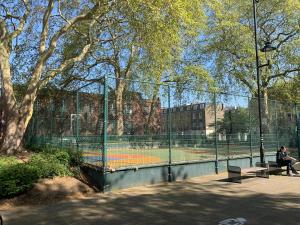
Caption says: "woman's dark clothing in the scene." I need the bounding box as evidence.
[276,151,298,175]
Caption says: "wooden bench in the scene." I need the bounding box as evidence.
[268,161,300,175]
[227,162,269,183]
[268,161,285,175]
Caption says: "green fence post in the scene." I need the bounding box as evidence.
[98,83,103,148]
[103,76,108,171]
[50,99,53,145]
[167,85,172,182]
[295,103,300,159]
[275,100,279,150]
[36,101,40,146]
[214,92,219,174]
[60,99,64,149]
[248,96,253,167]
[76,91,80,150]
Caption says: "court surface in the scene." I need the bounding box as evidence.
[82,146,272,169]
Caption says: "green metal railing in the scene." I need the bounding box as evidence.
[25,77,300,171]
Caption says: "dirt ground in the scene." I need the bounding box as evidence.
[0,176,95,211]
[1,173,300,225]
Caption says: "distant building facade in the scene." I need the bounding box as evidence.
[30,90,161,137]
[161,103,224,136]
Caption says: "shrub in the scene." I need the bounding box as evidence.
[29,153,71,178]
[0,163,38,198]
[66,149,83,166]
[0,156,19,169]
[53,150,70,166]
[0,150,74,198]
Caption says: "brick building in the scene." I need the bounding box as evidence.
[31,89,161,137]
[161,103,224,136]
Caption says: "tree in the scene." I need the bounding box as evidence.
[217,108,249,136]
[60,0,209,135]
[0,0,114,154]
[202,0,300,129]
[268,75,300,104]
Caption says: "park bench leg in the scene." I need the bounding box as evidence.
[228,165,242,183]
[255,162,269,178]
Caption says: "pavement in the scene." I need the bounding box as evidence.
[1,173,300,225]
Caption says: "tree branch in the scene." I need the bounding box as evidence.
[8,0,30,41]
[39,0,54,54]
[39,42,92,87]
[267,68,300,82]
[124,44,136,78]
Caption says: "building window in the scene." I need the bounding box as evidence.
[193,105,198,110]
[199,112,203,119]
[192,112,197,120]
[287,113,292,121]
[89,103,94,113]
[125,122,133,130]
[110,103,114,111]
[124,104,132,115]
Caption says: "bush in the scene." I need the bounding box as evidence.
[66,149,83,166]
[26,144,83,166]
[0,163,38,198]
[0,150,76,198]
[0,156,19,169]
[29,153,71,178]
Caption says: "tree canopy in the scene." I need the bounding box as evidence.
[202,0,300,96]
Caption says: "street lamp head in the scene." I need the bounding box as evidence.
[260,41,276,52]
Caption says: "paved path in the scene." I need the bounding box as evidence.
[1,173,300,225]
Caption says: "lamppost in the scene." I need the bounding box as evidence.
[252,0,276,163]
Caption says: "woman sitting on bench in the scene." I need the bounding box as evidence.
[277,146,299,176]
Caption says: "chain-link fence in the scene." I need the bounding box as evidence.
[25,76,300,170]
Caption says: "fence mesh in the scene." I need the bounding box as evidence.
[25,77,300,169]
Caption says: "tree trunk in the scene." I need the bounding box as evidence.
[0,100,34,154]
[115,79,126,136]
[147,84,160,134]
[1,116,26,154]
[0,29,36,154]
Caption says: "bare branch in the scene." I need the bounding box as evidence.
[39,42,92,87]
[90,53,120,70]
[8,0,30,41]
[124,45,136,77]
[267,68,300,82]
[275,31,299,49]
[39,0,54,54]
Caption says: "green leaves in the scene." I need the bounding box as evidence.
[204,0,300,94]
[0,149,80,198]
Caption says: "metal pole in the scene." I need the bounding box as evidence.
[76,91,80,150]
[275,100,279,150]
[253,0,265,163]
[50,99,53,143]
[214,93,219,174]
[167,85,172,182]
[60,99,64,149]
[103,76,108,172]
[295,103,300,159]
[248,97,253,167]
